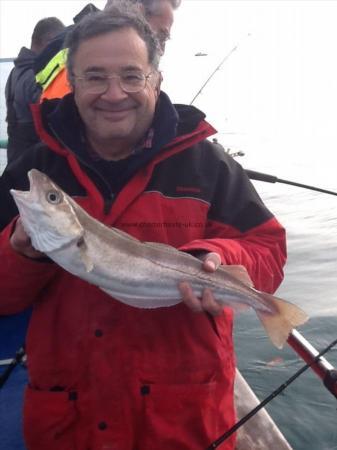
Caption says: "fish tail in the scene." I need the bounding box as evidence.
[256,294,309,349]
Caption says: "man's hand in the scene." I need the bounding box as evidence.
[179,252,224,316]
[10,218,44,259]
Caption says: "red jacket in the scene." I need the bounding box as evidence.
[0,93,286,450]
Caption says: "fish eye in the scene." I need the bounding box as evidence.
[46,190,62,204]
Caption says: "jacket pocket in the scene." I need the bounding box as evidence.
[140,380,236,450]
[23,385,78,450]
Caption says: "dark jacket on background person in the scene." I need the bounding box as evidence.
[34,3,99,100]
[0,92,286,450]
[5,47,41,164]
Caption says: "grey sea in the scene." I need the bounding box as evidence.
[0,60,337,450]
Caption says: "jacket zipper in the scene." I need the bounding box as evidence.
[48,123,115,214]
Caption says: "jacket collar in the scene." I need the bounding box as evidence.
[36,91,209,160]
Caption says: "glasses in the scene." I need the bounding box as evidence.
[72,71,155,94]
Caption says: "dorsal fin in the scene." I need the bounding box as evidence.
[220,265,254,287]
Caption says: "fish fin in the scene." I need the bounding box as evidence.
[77,237,93,272]
[256,294,309,349]
[219,265,254,288]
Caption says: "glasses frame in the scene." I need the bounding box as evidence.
[72,71,155,95]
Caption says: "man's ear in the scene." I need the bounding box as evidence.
[155,71,163,98]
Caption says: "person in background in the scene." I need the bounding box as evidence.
[5,17,65,164]
[106,0,181,53]
[35,0,181,101]
[34,3,100,101]
[0,6,286,450]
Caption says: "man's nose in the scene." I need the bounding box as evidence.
[101,77,128,100]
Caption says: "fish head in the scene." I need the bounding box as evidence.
[10,169,84,253]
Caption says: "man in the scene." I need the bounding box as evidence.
[36,0,180,101]
[5,17,65,164]
[106,0,181,53]
[0,7,286,450]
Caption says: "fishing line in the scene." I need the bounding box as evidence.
[206,337,337,450]
[190,33,251,106]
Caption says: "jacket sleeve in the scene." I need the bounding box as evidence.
[179,149,286,294]
[0,219,58,315]
[0,162,58,315]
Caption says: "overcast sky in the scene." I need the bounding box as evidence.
[1,0,337,188]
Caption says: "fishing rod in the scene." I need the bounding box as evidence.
[218,142,337,196]
[206,334,337,449]
[190,34,251,106]
[0,346,25,390]
[246,169,337,197]
[287,330,337,396]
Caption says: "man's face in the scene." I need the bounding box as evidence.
[146,1,174,53]
[72,28,160,157]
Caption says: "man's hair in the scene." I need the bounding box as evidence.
[106,0,181,16]
[137,0,181,16]
[65,7,161,82]
[31,17,65,49]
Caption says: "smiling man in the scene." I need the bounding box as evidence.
[0,6,286,450]
[69,26,161,159]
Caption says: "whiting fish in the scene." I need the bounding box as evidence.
[10,169,308,349]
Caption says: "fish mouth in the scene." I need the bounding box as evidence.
[10,169,50,206]
[10,188,30,207]
[28,168,49,190]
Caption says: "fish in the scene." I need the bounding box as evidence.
[10,169,308,349]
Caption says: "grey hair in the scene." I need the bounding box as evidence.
[137,0,181,16]
[65,7,161,84]
[105,0,181,17]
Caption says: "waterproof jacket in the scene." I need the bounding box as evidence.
[5,47,41,163]
[0,92,286,450]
